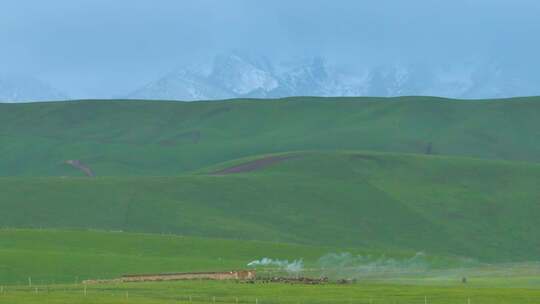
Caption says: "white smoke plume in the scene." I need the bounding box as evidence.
[247,258,304,274]
[317,252,430,279]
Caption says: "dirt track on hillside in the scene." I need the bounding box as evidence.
[65,160,95,177]
[212,155,300,175]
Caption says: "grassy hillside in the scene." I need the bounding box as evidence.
[1,97,540,176]
[1,151,539,262]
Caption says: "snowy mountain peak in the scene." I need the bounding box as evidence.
[129,67,232,101]
[210,53,278,95]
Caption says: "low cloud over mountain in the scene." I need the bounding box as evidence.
[0,75,67,102]
[128,53,539,101]
[3,53,537,102]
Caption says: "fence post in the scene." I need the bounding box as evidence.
[28,277,32,287]
[84,285,87,296]
[424,296,427,304]
[468,298,471,304]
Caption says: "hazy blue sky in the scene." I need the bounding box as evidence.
[1,0,539,97]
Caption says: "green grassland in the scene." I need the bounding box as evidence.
[3,280,540,304]
[1,97,540,176]
[1,151,539,262]
[1,230,540,303]
[0,229,462,285]
[2,97,540,303]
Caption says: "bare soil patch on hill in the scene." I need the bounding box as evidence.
[213,155,300,175]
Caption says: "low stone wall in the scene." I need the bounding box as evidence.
[82,278,122,285]
[121,270,256,283]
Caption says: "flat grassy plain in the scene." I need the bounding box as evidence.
[1,229,539,303]
[2,278,540,304]
[0,229,459,285]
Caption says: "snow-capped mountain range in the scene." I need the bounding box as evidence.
[128,55,371,101]
[2,53,538,102]
[128,53,540,101]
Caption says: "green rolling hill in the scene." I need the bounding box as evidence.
[1,151,539,262]
[1,96,540,176]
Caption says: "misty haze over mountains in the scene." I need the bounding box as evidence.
[127,53,540,101]
[0,74,67,103]
[2,52,539,102]
[3,1,540,103]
